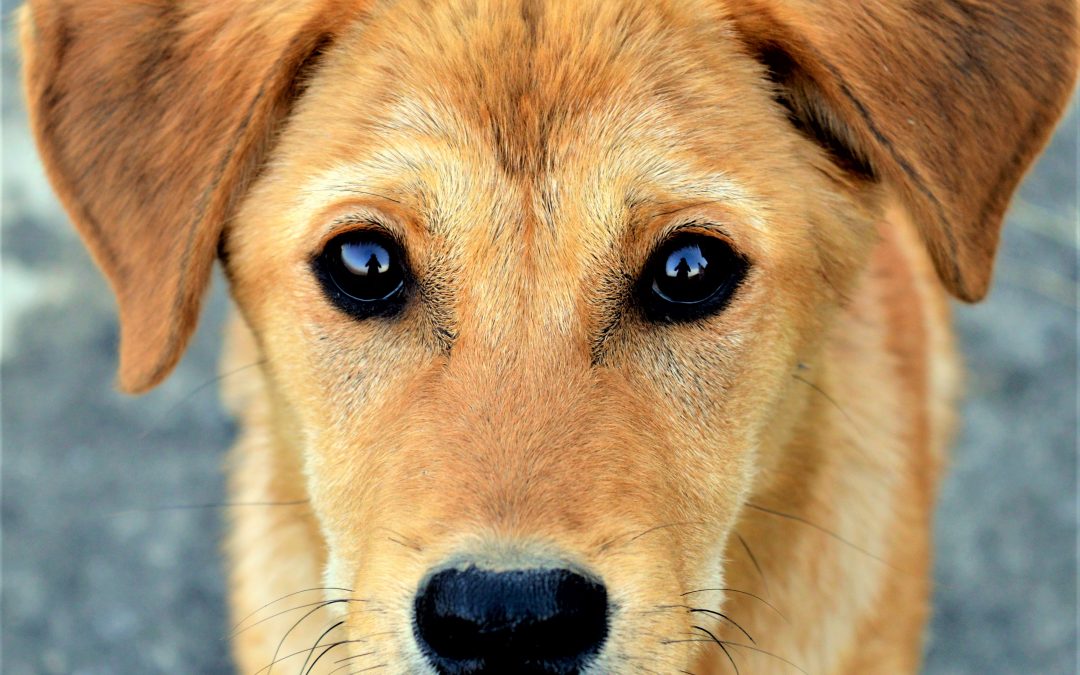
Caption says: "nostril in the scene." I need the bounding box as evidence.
[413,566,609,674]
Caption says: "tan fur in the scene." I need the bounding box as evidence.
[20,0,1078,672]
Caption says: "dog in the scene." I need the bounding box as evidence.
[20,0,1077,672]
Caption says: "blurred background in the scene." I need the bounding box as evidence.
[1,7,1076,673]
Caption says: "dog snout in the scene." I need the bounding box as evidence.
[413,566,609,674]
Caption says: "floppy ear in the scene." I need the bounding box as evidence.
[20,0,359,392]
[728,0,1078,301]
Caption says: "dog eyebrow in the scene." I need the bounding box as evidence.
[302,183,439,240]
[304,183,409,210]
[324,187,404,205]
[618,175,767,245]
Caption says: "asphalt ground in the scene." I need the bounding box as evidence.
[2,15,1077,674]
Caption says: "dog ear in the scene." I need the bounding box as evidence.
[728,0,1078,301]
[20,1,358,392]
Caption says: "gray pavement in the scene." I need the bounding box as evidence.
[1,13,1077,675]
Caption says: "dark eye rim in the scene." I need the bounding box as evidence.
[311,227,412,320]
[636,230,750,323]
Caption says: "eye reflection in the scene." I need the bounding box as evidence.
[639,232,748,322]
[314,230,408,318]
[663,244,709,286]
[341,240,392,277]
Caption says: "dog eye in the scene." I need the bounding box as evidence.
[638,233,748,322]
[314,230,408,318]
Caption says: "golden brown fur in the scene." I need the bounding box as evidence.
[20,0,1078,672]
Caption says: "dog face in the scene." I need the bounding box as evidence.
[21,0,1077,671]
[226,4,873,668]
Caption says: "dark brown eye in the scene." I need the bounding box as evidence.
[638,232,748,322]
[314,230,409,318]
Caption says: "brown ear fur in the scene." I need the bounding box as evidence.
[728,0,1079,301]
[20,0,359,392]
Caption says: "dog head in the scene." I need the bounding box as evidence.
[22,0,1077,671]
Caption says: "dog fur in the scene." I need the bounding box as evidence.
[20,1,1078,672]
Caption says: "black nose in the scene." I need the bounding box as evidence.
[413,566,609,674]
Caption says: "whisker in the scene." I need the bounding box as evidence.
[387,537,420,552]
[660,638,712,644]
[649,603,757,645]
[791,372,862,435]
[733,532,769,595]
[375,527,423,552]
[720,642,808,675]
[266,601,353,675]
[232,587,354,633]
[336,607,387,619]
[334,653,372,665]
[140,359,267,439]
[110,499,310,517]
[596,520,705,554]
[679,588,786,621]
[298,621,345,675]
[744,502,895,569]
[666,632,804,673]
[692,625,739,675]
[252,640,372,675]
[232,599,358,639]
[327,652,377,675]
[651,199,716,218]
[304,637,351,675]
[687,608,756,645]
[324,187,402,204]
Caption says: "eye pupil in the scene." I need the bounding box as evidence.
[641,233,747,321]
[315,231,408,317]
